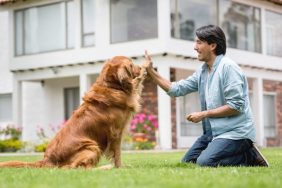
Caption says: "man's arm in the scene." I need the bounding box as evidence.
[143,50,172,92]
[186,105,240,123]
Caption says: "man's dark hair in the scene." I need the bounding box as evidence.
[195,25,226,55]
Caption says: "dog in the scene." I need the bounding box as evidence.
[0,56,146,169]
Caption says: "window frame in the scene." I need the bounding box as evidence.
[170,0,269,55]
[0,93,13,122]
[263,92,277,138]
[81,0,96,47]
[63,87,80,120]
[109,0,158,44]
[264,9,282,57]
[14,0,75,56]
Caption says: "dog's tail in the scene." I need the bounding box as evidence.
[0,160,45,168]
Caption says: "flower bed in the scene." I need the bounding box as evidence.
[127,113,158,150]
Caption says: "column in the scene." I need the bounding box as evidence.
[79,74,91,104]
[158,0,171,41]
[157,64,172,149]
[252,77,265,146]
[12,78,22,128]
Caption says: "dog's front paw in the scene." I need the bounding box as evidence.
[97,164,114,170]
[138,67,147,80]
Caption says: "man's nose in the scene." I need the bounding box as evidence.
[194,43,198,51]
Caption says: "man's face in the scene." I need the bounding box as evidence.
[194,37,215,62]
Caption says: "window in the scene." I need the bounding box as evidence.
[64,87,79,119]
[249,92,276,138]
[263,94,276,138]
[265,10,282,57]
[0,94,12,122]
[179,92,202,136]
[81,0,95,47]
[15,1,74,56]
[219,0,261,53]
[171,0,217,41]
[110,0,158,43]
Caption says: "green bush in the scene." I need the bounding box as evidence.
[34,141,49,152]
[0,125,24,152]
[133,141,155,150]
[0,139,25,152]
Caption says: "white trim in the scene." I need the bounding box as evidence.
[9,0,68,11]
[242,67,282,82]
[12,78,22,127]
[79,74,91,104]
[156,63,172,149]
[252,77,265,146]
[261,7,267,55]
[96,0,110,48]
[13,62,104,81]
[74,0,81,50]
[234,0,282,14]
[157,0,170,43]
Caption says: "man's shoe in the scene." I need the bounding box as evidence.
[250,144,269,167]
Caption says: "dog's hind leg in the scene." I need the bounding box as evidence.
[67,144,101,169]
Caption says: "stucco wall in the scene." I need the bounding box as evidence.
[0,11,12,93]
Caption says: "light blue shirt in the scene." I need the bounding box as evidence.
[167,55,255,142]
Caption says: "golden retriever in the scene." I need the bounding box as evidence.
[0,56,146,169]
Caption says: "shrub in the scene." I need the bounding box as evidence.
[35,121,66,152]
[0,125,25,152]
[0,139,25,152]
[133,141,156,150]
[0,125,22,140]
[34,142,49,152]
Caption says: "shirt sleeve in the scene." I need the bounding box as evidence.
[167,71,199,97]
[223,64,246,113]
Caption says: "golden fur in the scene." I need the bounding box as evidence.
[0,56,146,169]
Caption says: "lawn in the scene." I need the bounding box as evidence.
[0,148,281,188]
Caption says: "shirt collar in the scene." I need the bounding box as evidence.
[202,54,224,71]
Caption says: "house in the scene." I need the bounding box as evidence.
[0,0,281,149]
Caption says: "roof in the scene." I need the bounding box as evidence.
[0,0,16,5]
[267,0,282,5]
[0,0,14,4]
[1,0,282,5]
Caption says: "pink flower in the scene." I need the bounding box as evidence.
[130,113,158,136]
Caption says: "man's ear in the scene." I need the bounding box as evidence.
[210,43,217,52]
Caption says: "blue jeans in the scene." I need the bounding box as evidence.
[181,133,253,167]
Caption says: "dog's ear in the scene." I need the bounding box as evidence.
[117,65,133,92]
[117,65,133,83]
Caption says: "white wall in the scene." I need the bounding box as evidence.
[22,81,45,141]
[21,76,79,141]
[0,11,12,93]
[0,11,13,128]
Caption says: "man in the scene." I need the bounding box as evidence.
[143,25,269,167]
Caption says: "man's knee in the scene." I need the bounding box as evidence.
[196,156,216,167]
[181,157,196,163]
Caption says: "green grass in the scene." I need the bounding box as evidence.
[0,148,281,188]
